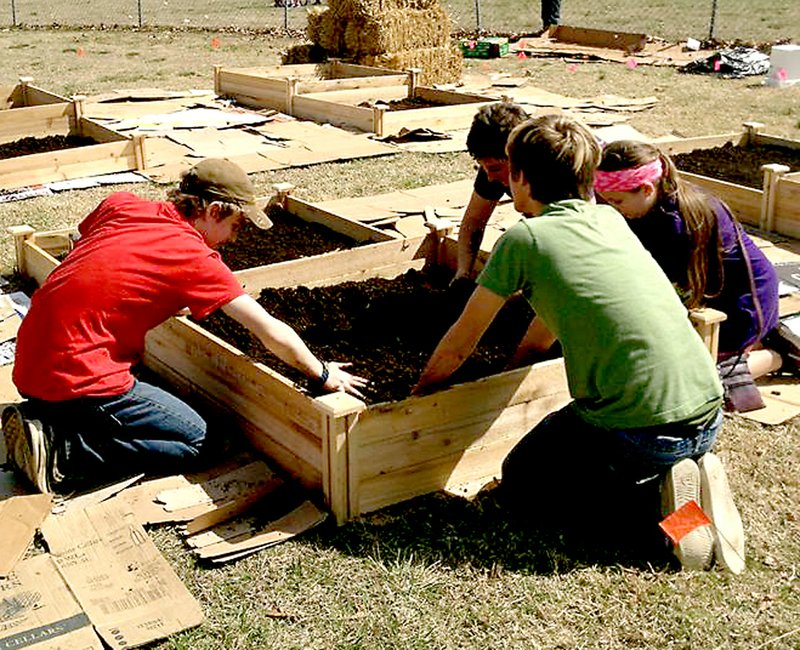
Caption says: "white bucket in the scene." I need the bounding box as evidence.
[766,44,800,88]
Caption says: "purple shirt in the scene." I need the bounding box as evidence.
[626,192,779,355]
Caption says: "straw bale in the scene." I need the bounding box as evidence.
[329,0,442,19]
[306,6,348,53]
[282,43,330,65]
[343,6,450,55]
[359,45,463,85]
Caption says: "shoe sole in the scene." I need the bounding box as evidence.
[699,453,745,574]
[2,405,51,493]
[662,459,714,571]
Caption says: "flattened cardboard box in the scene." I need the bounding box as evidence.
[0,554,103,649]
[40,497,203,649]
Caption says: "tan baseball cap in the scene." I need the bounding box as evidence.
[179,158,273,229]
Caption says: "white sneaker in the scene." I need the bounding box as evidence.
[661,458,714,570]
[699,452,745,574]
[2,404,52,493]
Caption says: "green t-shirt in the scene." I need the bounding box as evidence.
[478,199,722,430]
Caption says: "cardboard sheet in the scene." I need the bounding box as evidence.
[0,554,104,649]
[0,493,52,576]
[41,498,203,649]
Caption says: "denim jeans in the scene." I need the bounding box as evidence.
[499,401,722,529]
[28,380,206,489]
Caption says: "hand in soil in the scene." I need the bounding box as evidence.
[323,361,368,398]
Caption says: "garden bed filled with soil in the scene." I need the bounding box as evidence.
[200,270,540,403]
[218,206,363,271]
[0,134,97,160]
[674,142,800,189]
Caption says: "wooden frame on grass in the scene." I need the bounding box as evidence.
[214,63,495,136]
[0,78,158,190]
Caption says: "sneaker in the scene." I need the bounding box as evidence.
[2,404,52,493]
[660,458,714,570]
[765,321,800,377]
[699,452,746,574]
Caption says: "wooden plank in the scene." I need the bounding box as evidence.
[23,84,68,106]
[297,75,408,94]
[300,85,409,105]
[78,117,127,144]
[0,102,71,143]
[552,25,647,52]
[353,384,570,514]
[550,25,648,51]
[284,195,394,243]
[382,102,493,136]
[413,86,495,104]
[216,70,290,112]
[20,240,59,285]
[232,235,433,294]
[332,61,406,78]
[143,318,327,490]
[773,177,800,238]
[753,133,800,151]
[655,132,745,155]
[0,139,138,190]
[678,170,763,225]
[291,95,375,132]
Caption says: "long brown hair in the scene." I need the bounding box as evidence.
[598,140,724,308]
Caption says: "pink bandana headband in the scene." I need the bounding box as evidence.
[594,159,663,193]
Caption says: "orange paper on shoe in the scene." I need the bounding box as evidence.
[659,499,711,544]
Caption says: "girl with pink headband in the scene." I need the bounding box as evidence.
[595,140,792,413]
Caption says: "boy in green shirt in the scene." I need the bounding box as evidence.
[414,115,744,573]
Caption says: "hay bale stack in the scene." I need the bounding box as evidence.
[343,6,450,55]
[303,0,462,83]
[359,45,462,85]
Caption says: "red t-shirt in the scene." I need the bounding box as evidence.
[14,192,245,401]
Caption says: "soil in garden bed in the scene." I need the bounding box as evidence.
[673,142,800,189]
[218,206,363,271]
[0,134,97,160]
[199,269,544,403]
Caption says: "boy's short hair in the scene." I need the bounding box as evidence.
[506,115,601,204]
[466,102,530,160]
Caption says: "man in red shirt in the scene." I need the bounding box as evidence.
[3,158,366,494]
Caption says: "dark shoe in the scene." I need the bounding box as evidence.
[699,453,745,574]
[764,321,800,377]
[2,404,53,493]
[660,459,714,570]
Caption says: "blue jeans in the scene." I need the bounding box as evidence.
[500,401,722,528]
[28,380,206,489]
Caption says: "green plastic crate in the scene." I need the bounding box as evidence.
[460,37,509,59]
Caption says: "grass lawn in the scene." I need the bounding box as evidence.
[2,28,800,649]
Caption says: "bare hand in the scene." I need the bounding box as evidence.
[322,362,369,398]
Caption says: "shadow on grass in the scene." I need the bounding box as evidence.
[308,488,676,576]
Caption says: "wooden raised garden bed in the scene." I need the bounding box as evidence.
[214,62,495,136]
[658,122,800,235]
[12,219,571,524]
[0,78,159,190]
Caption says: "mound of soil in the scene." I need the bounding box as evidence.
[0,134,97,160]
[673,142,800,189]
[199,269,540,403]
[218,206,362,271]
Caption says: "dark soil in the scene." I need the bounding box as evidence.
[673,142,800,189]
[199,270,540,403]
[0,134,97,160]
[218,206,362,271]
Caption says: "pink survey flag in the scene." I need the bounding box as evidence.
[659,500,712,544]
